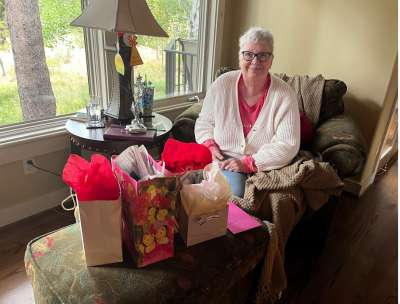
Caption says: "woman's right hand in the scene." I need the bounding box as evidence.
[209,145,224,161]
[202,139,224,161]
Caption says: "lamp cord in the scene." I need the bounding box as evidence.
[27,160,61,177]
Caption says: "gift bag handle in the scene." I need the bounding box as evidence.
[61,187,77,211]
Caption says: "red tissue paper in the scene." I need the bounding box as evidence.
[62,154,119,201]
[161,138,212,173]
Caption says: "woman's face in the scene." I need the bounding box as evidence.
[239,41,273,80]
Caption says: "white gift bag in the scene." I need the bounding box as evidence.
[62,190,123,266]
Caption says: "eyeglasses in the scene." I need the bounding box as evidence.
[241,51,273,62]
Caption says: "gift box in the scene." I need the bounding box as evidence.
[178,163,231,246]
[112,147,178,267]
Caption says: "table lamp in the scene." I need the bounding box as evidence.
[71,0,168,124]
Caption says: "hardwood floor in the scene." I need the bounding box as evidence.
[0,207,75,304]
[0,163,397,304]
[283,161,398,304]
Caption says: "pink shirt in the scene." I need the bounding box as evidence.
[238,74,271,138]
[201,74,270,173]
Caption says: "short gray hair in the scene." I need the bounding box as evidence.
[239,27,274,53]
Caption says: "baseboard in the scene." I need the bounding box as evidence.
[343,177,362,196]
[344,172,375,197]
[0,187,69,228]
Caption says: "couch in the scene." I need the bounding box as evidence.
[171,70,367,301]
[171,69,367,179]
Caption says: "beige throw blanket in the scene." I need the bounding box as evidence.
[275,73,325,127]
[232,155,343,304]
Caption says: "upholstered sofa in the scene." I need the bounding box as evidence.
[168,69,367,302]
[171,69,367,179]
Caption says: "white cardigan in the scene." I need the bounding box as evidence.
[195,70,300,172]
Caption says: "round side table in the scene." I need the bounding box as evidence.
[66,113,172,156]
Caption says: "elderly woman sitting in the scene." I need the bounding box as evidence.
[195,27,300,197]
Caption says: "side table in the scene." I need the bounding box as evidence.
[65,112,173,155]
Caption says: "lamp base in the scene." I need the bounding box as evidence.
[104,34,134,123]
[104,104,134,124]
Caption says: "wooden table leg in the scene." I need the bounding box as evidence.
[69,137,82,155]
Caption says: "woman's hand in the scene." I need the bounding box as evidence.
[219,158,246,172]
[209,145,224,161]
[219,156,257,173]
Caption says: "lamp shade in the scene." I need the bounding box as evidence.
[71,0,168,37]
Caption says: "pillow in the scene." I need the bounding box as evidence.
[300,112,313,148]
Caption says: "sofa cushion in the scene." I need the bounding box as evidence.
[312,114,366,177]
[171,103,202,142]
[319,80,347,123]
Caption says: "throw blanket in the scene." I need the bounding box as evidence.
[275,74,325,127]
[232,154,343,304]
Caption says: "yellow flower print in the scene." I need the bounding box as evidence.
[147,207,156,223]
[159,186,168,196]
[170,198,176,210]
[147,185,158,200]
[142,233,156,253]
[156,209,168,221]
[155,226,169,245]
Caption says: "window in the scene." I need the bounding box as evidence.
[0,0,224,135]
[92,0,214,111]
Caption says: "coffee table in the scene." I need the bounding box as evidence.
[66,112,172,155]
[25,223,268,303]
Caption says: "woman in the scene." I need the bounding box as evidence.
[195,27,300,197]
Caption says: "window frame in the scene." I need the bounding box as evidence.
[0,0,225,157]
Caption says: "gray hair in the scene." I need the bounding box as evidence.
[239,27,274,53]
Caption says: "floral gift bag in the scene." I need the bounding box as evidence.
[112,146,178,267]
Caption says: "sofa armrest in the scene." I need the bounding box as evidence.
[171,103,202,142]
[312,114,367,178]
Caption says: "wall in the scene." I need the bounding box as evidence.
[0,135,70,227]
[222,0,397,145]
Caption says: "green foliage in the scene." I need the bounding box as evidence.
[0,66,89,125]
[53,74,89,115]
[137,0,193,51]
[0,0,9,51]
[0,81,22,125]
[135,59,166,100]
[39,0,82,48]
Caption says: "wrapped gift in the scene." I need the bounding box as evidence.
[178,162,231,246]
[112,147,177,267]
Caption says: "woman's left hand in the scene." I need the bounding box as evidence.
[219,158,246,172]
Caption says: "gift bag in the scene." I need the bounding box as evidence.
[62,154,123,266]
[112,146,178,267]
[178,162,232,246]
